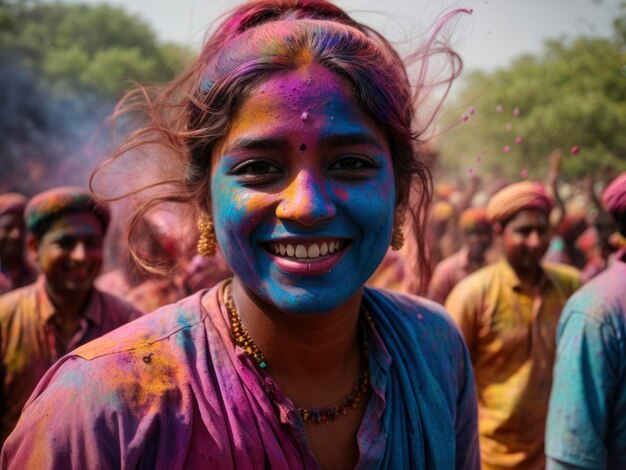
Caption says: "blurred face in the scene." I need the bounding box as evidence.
[33,213,104,297]
[465,224,493,259]
[594,212,617,248]
[210,65,396,315]
[563,218,587,244]
[0,213,26,266]
[501,209,551,272]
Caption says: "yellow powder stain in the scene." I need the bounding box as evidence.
[237,193,271,213]
[228,94,283,132]
[112,349,183,417]
[277,174,323,219]
[293,48,314,67]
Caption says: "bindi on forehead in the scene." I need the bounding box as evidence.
[300,144,307,151]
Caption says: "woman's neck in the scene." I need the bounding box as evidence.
[230,276,363,383]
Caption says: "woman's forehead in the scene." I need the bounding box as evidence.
[237,66,353,124]
[221,65,387,149]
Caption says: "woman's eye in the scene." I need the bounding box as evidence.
[328,156,377,174]
[235,161,281,175]
[230,159,282,184]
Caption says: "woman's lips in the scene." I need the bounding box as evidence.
[264,239,349,275]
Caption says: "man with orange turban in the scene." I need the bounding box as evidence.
[547,172,626,470]
[427,207,493,304]
[446,180,581,469]
[0,187,142,444]
[0,193,37,295]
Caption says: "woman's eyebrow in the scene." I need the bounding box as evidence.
[223,137,289,154]
[320,131,385,152]
[223,131,385,154]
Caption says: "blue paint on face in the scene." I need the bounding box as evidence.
[210,65,396,315]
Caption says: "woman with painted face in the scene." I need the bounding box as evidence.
[1,1,478,468]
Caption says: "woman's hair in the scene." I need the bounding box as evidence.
[91,0,466,285]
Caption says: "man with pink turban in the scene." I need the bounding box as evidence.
[0,187,142,444]
[547,171,626,470]
[0,193,37,295]
[427,207,494,304]
[446,180,581,469]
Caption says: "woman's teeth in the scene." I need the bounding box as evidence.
[270,241,343,259]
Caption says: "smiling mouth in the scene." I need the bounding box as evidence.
[265,240,348,260]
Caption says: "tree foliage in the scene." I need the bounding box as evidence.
[0,0,193,96]
[439,4,626,180]
[0,0,193,193]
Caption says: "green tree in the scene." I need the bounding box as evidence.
[0,0,192,96]
[439,8,626,180]
[0,0,194,192]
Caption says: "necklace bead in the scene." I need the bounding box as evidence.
[224,284,371,423]
[225,291,267,369]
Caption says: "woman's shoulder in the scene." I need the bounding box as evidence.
[364,287,463,344]
[72,289,210,361]
[363,287,473,408]
[6,296,209,468]
[15,289,220,431]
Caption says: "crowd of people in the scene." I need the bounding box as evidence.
[1,0,625,468]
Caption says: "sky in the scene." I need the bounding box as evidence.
[59,0,622,73]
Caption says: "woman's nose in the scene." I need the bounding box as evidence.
[275,170,337,226]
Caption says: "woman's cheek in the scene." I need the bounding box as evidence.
[212,184,269,274]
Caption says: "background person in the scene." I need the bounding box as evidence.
[0,186,142,443]
[0,193,37,295]
[445,180,581,469]
[546,171,626,470]
[427,206,494,304]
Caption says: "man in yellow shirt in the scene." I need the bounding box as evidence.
[446,181,581,469]
[0,187,142,443]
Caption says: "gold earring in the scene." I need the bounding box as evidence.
[391,211,405,251]
[197,217,216,258]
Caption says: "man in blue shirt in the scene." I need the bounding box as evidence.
[546,172,626,470]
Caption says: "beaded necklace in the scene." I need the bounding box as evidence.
[224,285,371,424]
